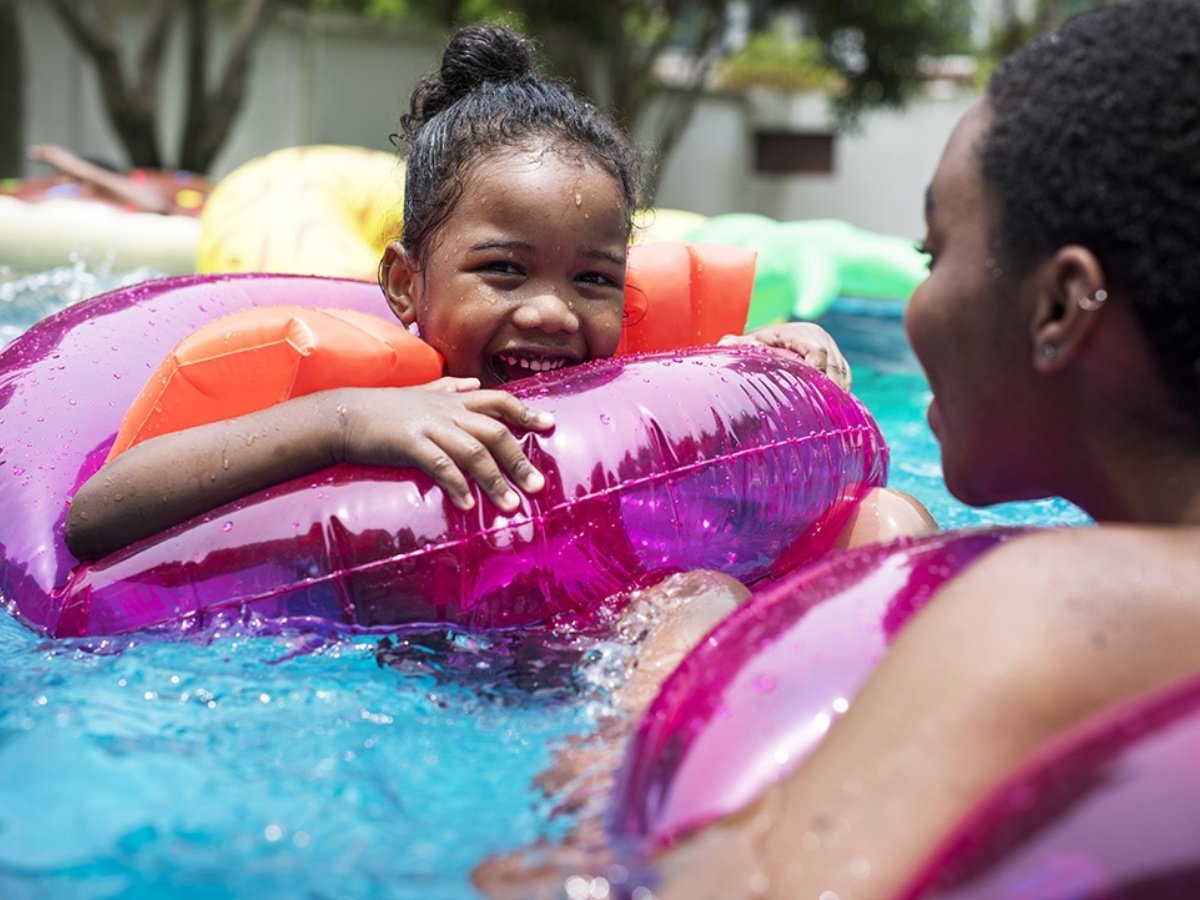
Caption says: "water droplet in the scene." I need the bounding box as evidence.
[753,673,777,693]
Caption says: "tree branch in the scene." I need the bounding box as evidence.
[45,0,117,64]
[136,0,174,97]
[180,0,211,170]
[181,0,274,171]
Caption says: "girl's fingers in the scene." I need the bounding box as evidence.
[463,392,555,431]
[429,424,524,512]
[408,440,477,510]
[457,413,547,497]
[426,376,483,394]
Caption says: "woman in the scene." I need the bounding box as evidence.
[650,2,1200,896]
[476,2,1200,896]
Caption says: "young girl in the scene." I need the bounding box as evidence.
[66,24,890,563]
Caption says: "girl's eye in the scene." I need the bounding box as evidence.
[479,261,522,276]
[578,271,623,289]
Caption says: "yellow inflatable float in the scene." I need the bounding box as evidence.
[196,145,405,280]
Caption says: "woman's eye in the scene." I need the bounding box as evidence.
[914,240,935,271]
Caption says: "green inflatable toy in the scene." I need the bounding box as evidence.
[683,214,929,327]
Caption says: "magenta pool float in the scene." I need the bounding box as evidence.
[0,273,886,637]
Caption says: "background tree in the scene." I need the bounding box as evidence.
[312,0,974,197]
[0,0,23,177]
[986,0,1116,68]
[45,0,273,172]
[42,0,974,185]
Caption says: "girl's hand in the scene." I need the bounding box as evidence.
[719,323,852,391]
[331,377,555,513]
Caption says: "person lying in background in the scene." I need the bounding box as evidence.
[25,143,207,215]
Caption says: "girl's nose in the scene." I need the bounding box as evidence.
[512,289,580,334]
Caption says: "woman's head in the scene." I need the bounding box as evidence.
[396,24,642,264]
[980,0,1200,414]
[381,25,640,386]
[908,0,1200,510]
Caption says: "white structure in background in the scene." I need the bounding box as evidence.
[17,1,980,241]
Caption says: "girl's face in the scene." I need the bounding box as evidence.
[383,144,629,387]
[904,100,1049,507]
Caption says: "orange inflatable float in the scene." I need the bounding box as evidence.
[109,242,756,457]
[107,307,444,460]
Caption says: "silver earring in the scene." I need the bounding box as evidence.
[1078,289,1108,311]
[1042,344,1058,360]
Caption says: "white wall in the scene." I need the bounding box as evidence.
[651,89,976,239]
[17,3,442,179]
[16,0,977,238]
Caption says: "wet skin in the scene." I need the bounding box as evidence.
[905,100,1057,508]
[382,143,630,388]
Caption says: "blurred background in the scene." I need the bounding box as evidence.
[0,0,1108,240]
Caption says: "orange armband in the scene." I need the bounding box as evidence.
[619,242,756,355]
[106,305,444,460]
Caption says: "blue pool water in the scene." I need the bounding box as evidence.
[0,268,1089,899]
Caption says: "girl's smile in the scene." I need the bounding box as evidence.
[383,143,630,388]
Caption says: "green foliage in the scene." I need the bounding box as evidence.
[803,0,975,119]
[979,0,1119,82]
[714,29,844,94]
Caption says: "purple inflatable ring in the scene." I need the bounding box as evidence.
[899,671,1200,898]
[612,525,1200,894]
[611,527,1027,849]
[0,273,888,637]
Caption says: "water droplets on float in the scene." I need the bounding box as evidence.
[752,673,777,693]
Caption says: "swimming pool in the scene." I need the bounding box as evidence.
[0,267,1088,899]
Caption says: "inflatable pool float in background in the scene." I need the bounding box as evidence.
[685,214,929,326]
[633,208,712,245]
[0,171,210,274]
[632,209,927,326]
[196,145,405,281]
[0,268,886,638]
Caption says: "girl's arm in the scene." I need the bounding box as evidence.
[65,378,553,561]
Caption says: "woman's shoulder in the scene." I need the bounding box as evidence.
[916,524,1200,718]
[964,524,1200,597]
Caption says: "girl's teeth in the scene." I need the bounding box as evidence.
[501,355,564,373]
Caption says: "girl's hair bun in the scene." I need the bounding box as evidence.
[401,25,537,140]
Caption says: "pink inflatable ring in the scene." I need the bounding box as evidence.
[0,274,887,637]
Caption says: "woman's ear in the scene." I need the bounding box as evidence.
[380,241,419,327]
[1030,245,1108,374]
